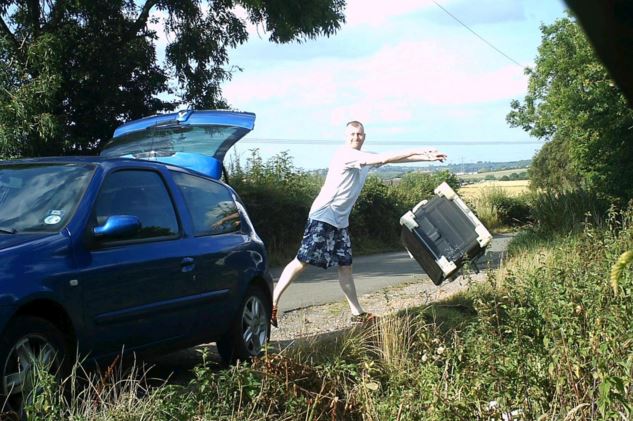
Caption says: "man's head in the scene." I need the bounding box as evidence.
[345,121,366,150]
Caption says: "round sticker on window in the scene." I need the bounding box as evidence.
[44,215,62,225]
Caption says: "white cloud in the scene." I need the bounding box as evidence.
[233,1,450,37]
[225,38,526,119]
[344,0,440,28]
[350,40,526,104]
[430,0,525,25]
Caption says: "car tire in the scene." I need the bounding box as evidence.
[0,316,70,416]
[217,286,270,365]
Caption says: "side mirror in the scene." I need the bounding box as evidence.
[93,215,141,239]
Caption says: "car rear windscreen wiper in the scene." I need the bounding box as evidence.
[145,120,193,132]
[0,226,16,234]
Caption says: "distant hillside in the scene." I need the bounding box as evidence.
[369,159,532,180]
[307,160,532,180]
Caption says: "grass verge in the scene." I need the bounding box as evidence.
[10,208,633,420]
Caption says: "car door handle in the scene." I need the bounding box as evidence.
[180,257,195,272]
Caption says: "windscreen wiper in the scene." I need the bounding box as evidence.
[0,226,16,234]
[145,120,192,132]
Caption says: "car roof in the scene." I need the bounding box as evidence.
[1,156,115,165]
[0,156,198,176]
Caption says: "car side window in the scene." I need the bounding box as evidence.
[171,171,241,236]
[94,170,179,241]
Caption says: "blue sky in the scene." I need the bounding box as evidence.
[221,0,568,170]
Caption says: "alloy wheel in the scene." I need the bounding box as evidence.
[240,296,268,356]
[2,334,59,408]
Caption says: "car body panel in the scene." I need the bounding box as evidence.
[0,156,271,362]
[0,234,54,252]
[76,237,199,355]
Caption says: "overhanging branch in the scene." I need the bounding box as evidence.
[47,0,67,29]
[131,0,159,35]
[27,0,40,35]
[0,16,22,62]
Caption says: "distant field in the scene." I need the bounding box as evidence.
[458,180,530,199]
[459,168,528,181]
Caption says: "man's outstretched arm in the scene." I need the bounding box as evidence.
[357,148,447,166]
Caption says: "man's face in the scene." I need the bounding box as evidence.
[346,124,366,150]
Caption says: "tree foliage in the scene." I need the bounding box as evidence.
[228,149,322,262]
[507,16,633,201]
[395,170,460,202]
[0,0,345,158]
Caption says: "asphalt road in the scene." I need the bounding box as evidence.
[273,232,514,312]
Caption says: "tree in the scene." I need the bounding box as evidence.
[562,0,633,106]
[526,136,582,191]
[0,0,345,158]
[507,16,633,201]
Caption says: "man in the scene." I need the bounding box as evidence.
[271,121,447,326]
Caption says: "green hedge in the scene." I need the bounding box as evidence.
[228,151,460,264]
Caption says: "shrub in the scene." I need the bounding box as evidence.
[468,186,532,231]
[528,188,610,234]
[350,175,403,252]
[491,193,531,226]
[228,150,321,264]
[393,170,460,210]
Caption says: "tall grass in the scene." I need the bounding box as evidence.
[529,188,609,234]
[508,189,613,256]
[8,356,169,420]
[466,186,532,231]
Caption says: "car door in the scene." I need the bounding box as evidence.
[170,170,249,338]
[77,168,197,356]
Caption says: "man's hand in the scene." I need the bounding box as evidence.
[410,149,448,162]
[391,148,448,164]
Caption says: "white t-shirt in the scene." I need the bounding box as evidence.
[308,146,379,228]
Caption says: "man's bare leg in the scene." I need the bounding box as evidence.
[337,265,365,316]
[271,257,308,326]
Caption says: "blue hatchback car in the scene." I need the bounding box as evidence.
[0,110,272,410]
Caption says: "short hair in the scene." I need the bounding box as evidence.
[346,121,364,130]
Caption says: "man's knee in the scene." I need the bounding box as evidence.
[338,264,353,277]
[290,257,308,272]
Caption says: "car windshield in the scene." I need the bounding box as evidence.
[100,125,250,161]
[0,163,94,233]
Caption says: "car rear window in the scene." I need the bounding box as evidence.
[101,125,249,161]
[171,171,240,236]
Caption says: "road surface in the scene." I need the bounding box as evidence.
[273,232,513,312]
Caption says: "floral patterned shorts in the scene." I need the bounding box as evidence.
[296,219,352,269]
